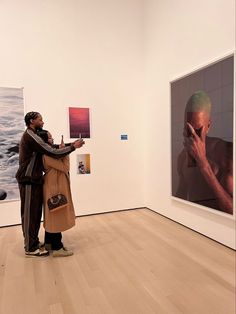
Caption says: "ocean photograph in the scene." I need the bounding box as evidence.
[0,87,24,201]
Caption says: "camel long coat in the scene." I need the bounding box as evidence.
[43,155,75,233]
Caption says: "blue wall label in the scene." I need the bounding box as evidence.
[121,135,128,140]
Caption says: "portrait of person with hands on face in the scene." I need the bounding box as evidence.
[175,90,233,215]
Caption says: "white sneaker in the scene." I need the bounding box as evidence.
[25,248,49,257]
[52,247,73,257]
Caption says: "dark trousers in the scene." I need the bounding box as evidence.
[44,231,63,250]
[19,183,43,252]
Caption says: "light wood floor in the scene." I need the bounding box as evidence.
[0,208,235,314]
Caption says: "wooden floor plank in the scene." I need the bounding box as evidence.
[0,208,235,314]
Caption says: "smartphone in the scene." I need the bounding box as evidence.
[60,135,65,146]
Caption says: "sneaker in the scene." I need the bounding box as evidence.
[25,248,49,257]
[52,247,73,257]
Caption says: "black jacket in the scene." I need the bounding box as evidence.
[16,128,75,184]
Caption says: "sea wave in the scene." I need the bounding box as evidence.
[0,87,24,202]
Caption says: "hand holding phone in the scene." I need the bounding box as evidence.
[73,138,85,149]
[59,135,65,148]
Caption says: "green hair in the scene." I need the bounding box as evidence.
[185,90,211,115]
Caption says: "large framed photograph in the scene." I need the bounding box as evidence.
[171,54,234,216]
[0,87,24,202]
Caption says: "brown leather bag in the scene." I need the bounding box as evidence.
[47,194,67,211]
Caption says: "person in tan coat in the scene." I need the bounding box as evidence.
[38,129,82,257]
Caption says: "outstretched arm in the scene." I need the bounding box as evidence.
[27,129,84,159]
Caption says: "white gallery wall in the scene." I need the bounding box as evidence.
[0,0,235,249]
[144,0,236,249]
[0,0,146,226]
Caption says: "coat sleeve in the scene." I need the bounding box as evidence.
[27,129,75,159]
[43,155,70,174]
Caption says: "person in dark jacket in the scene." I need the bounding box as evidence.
[16,111,84,257]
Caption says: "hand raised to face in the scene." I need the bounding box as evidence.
[184,122,207,141]
[183,122,208,168]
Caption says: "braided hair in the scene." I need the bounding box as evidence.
[24,111,40,126]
